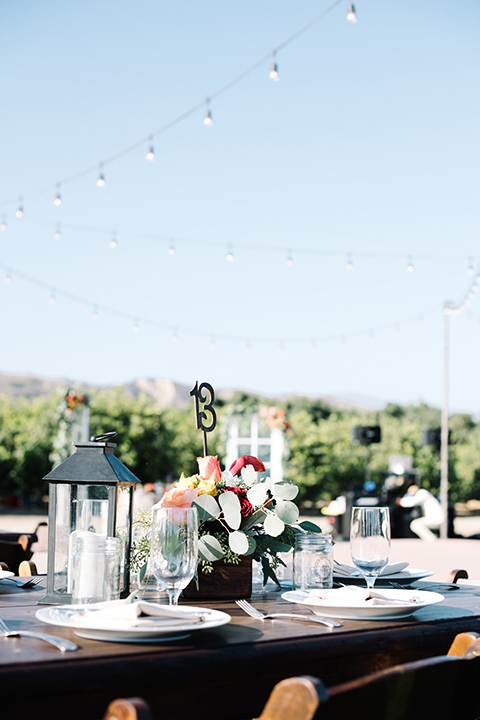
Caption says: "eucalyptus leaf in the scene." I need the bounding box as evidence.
[275,499,299,524]
[264,512,285,537]
[241,507,267,531]
[198,535,224,562]
[247,481,270,507]
[265,538,292,553]
[298,520,323,533]
[193,494,221,522]
[273,481,299,501]
[244,535,257,555]
[219,491,241,530]
[228,530,249,555]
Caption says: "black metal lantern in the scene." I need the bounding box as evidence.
[39,432,138,605]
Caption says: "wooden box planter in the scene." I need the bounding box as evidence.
[183,556,252,600]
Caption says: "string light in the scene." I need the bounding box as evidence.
[269,51,279,82]
[168,239,175,256]
[53,184,62,206]
[341,336,347,346]
[0,216,6,232]
[407,256,414,273]
[246,339,252,352]
[419,314,424,325]
[394,324,400,335]
[171,328,178,342]
[311,340,317,351]
[15,197,23,219]
[279,341,285,354]
[146,137,155,162]
[96,164,106,188]
[468,257,474,275]
[4,270,11,284]
[133,319,139,333]
[346,253,353,271]
[54,224,61,240]
[49,289,56,305]
[91,305,99,320]
[204,99,213,127]
[110,232,117,249]
[346,3,357,22]
[209,335,216,349]
[286,250,293,267]
[226,245,234,262]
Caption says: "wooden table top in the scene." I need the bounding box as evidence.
[2,577,480,720]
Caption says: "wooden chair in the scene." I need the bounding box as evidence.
[257,632,480,720]
[102,698,151,720]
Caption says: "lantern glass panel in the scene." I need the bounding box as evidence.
[116,483,133,593]
[53,483,110,596]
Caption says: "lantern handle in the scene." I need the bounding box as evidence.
[90,431,117,442]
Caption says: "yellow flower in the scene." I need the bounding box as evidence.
[177,473,200,490]
[196,477,217,496]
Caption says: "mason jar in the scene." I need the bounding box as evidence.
[293,533,334,590]
[71,533,121,604]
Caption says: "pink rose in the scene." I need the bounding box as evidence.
[197,455,222,482]
[160,486,199,509]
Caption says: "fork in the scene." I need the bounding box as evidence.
[0,615,78,652]
[1,576,43,588]
[235,599,342,628]
[388,581,458,592]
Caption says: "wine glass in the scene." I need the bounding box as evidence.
[350,507,391,591]
[149,506,198,605]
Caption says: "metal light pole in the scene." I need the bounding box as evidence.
[440,302,450,539]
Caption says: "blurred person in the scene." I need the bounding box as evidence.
[398,485,445,542]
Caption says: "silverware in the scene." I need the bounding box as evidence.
[235,599,342,628]
[0,615,78,652]
[388,581,458,592]
[1,576,43,589]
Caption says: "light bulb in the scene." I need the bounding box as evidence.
[245,340,252,353]
[168,241,175,256]
[419,314,424,324]
[465,298,471,306]
[473,284,478,292]
[394,324,400,335]
[210,336,216,349]
[15,198,23,218]
[407,257,414,273]
[92,306,99,320]
[269,62,279,81]
[204,100,213,127]
[341,336,347,346]
[4,271,11,284]
[279,342,285,354]
[171,329,178,342]
[347,3,357,23]
[226,248,234,262]
[468,292,474,300]
[369,331,374,342]
[53,186,62,206]
[346,254,353,271]
[0,217,6,232]
[110,234,117,249]
[49,290,56,305]
[311,340,317,351]
[146,145,155,162]
[97,166,105,187]
[133,321,139,333]
[54,224,61,240]
[477,275,480,284]
[286,254,293,267]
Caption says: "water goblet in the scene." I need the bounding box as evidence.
[149,506,198,605]
[350,507,391,590]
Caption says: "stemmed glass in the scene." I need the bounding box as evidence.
[350,507,391,591]
[149,506,198,605]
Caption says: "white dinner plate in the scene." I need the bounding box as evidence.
[333,568,435,586]
[0,570,14,579]
[36,604,231,643]
[282,588,444,620]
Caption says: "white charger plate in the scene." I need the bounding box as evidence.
[333,568,435,586]
[36,604,231,643]
[282,588,444,620]
[0,570,14,579]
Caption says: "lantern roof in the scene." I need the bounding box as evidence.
[43,439,140,485]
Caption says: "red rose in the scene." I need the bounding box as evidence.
[229,455,265,477]
[225,487,253,518]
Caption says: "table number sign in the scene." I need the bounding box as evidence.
[190,380,217,456]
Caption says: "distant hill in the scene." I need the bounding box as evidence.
[0,372,384,412]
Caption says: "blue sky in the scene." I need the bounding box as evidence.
[0,0,479,412]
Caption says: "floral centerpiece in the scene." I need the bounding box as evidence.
[132,454,321,587]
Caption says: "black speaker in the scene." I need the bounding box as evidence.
[352,425,381,446]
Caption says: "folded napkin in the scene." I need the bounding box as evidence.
[334,561,409,578]
[305,587,420,607]
[72,600,209,628]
